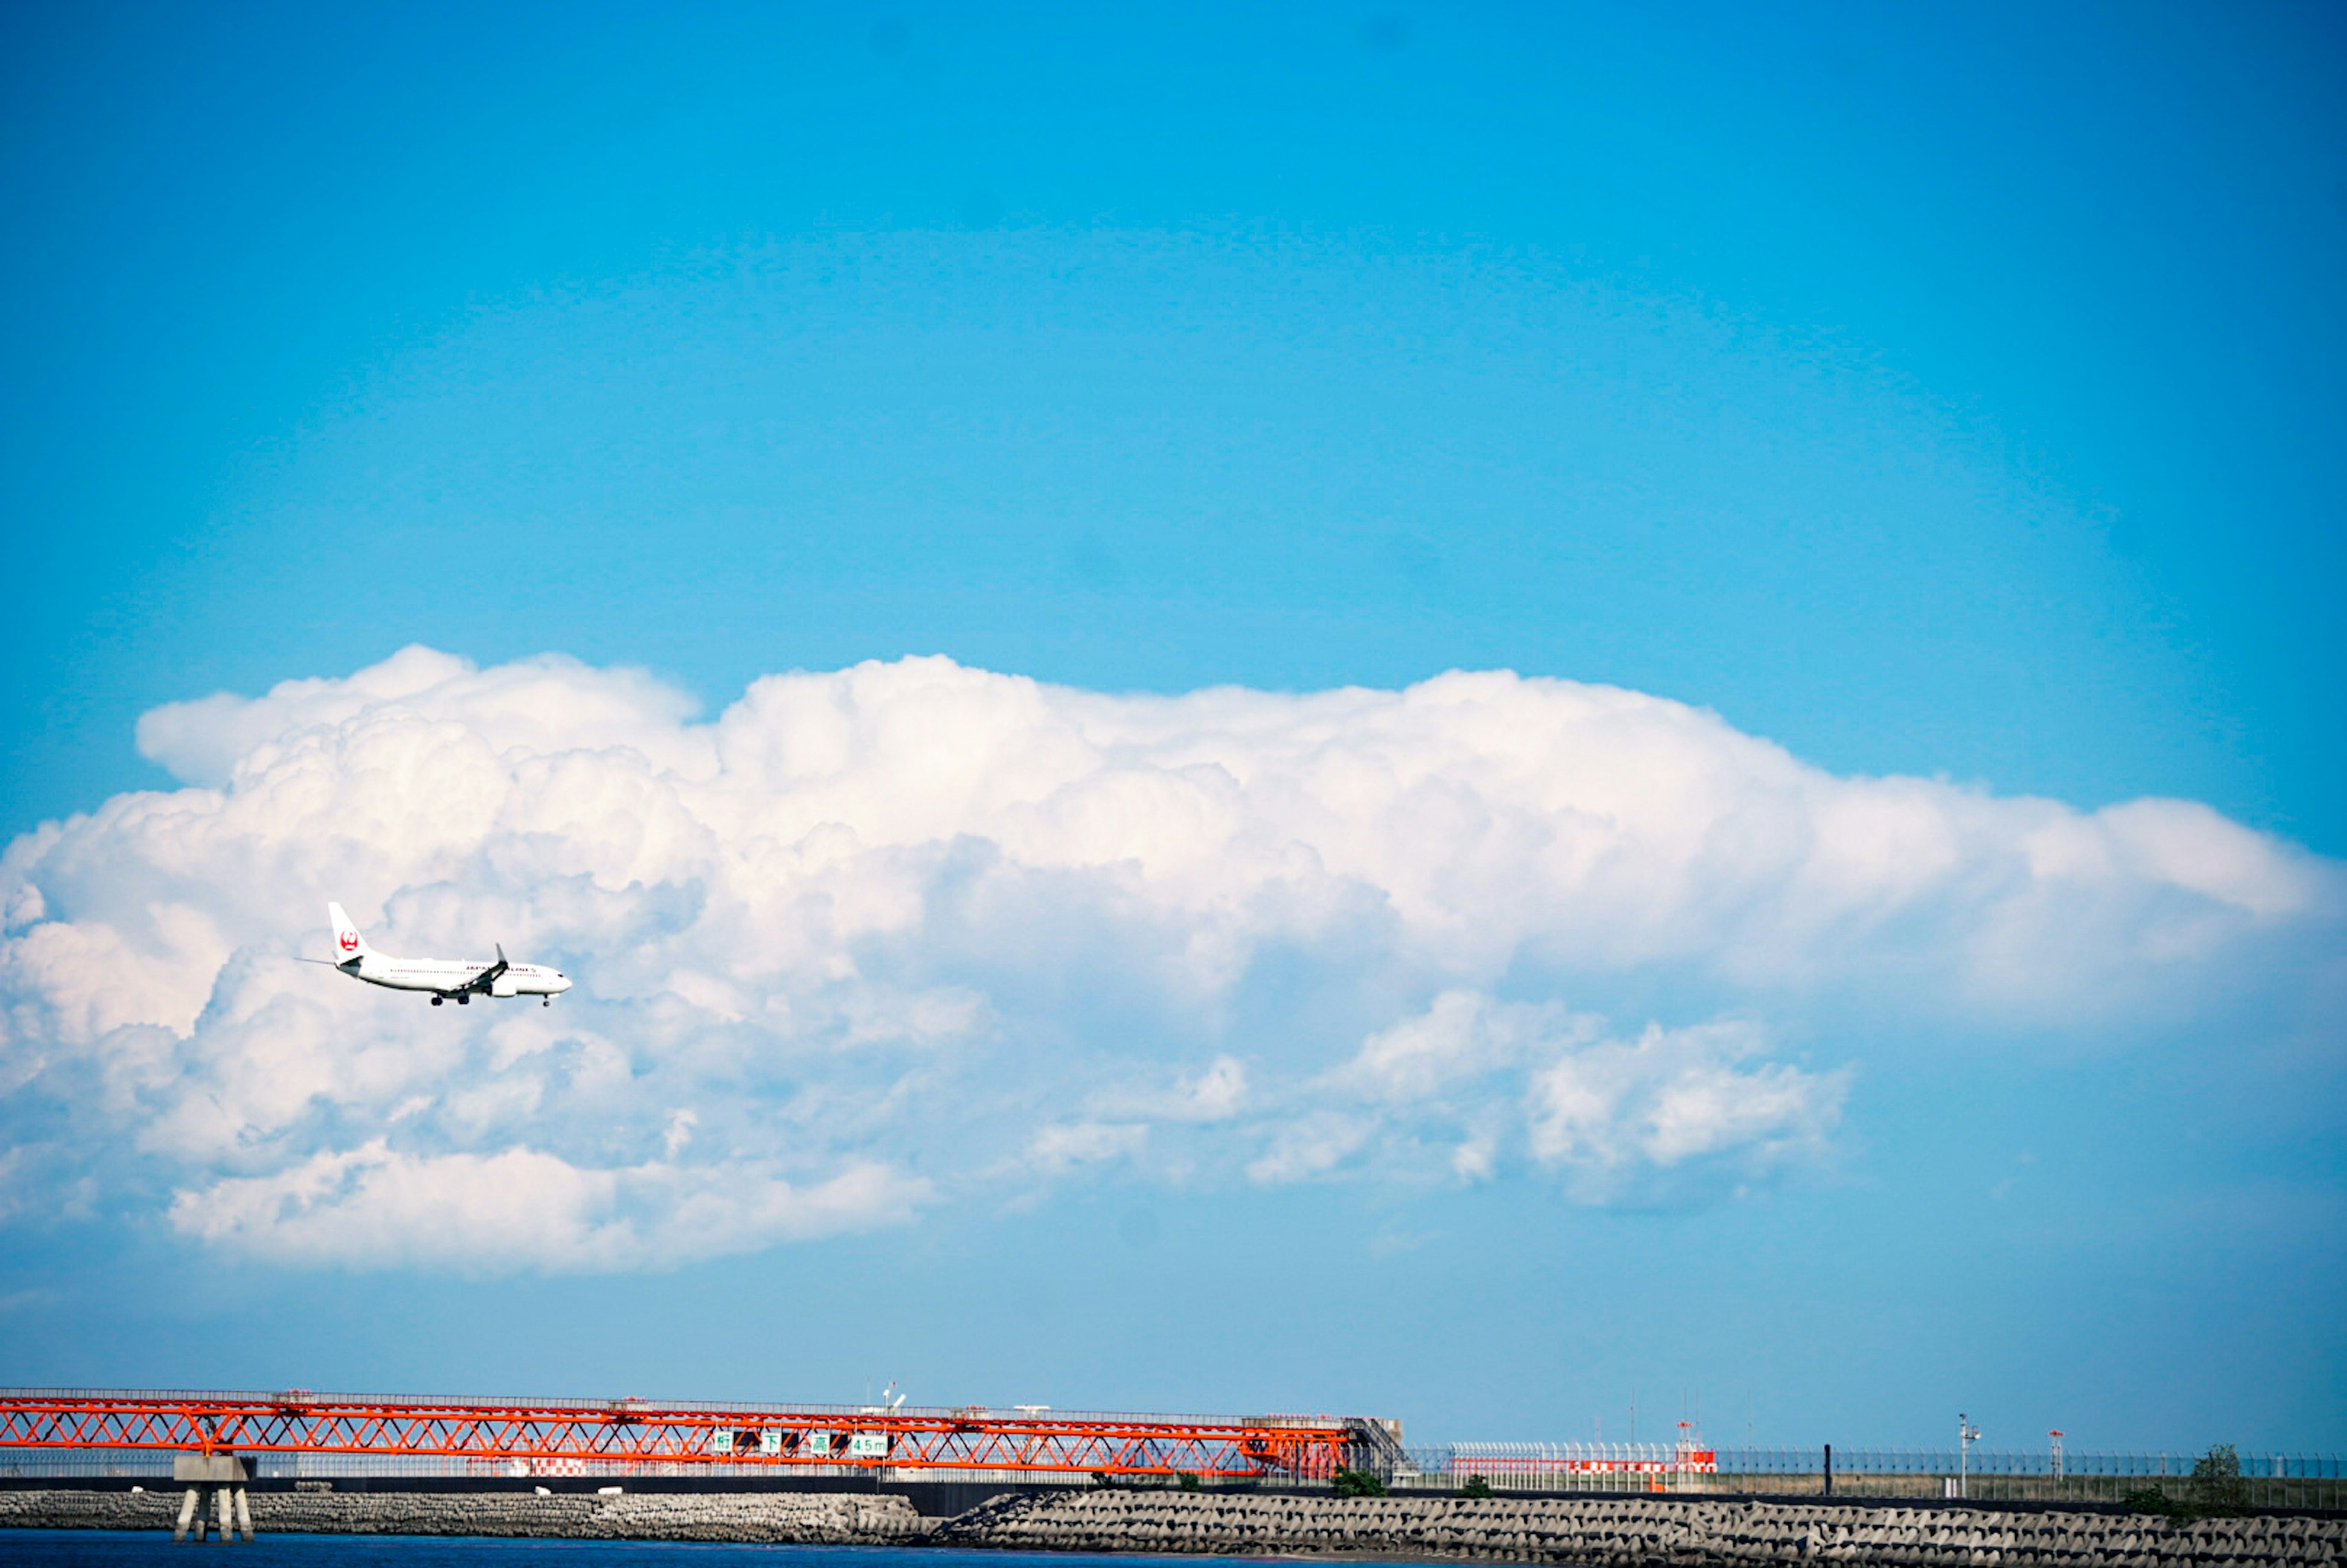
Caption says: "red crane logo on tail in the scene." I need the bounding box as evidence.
[338,932,359,954]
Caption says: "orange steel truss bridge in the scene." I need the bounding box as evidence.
[0,1389,1359,1479]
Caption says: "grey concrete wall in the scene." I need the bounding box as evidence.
[0,1487,922,1544]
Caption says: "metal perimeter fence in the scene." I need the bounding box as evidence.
[7,1442,2342,1511]
[1401,1446,2347,1509]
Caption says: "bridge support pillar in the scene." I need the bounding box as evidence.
[172,1454,251,1542]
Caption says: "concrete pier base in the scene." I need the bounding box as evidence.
[171,1454,252,1543]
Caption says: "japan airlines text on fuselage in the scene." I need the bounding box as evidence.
[325,903,573,1008]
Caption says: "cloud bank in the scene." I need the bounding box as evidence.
[0,648,2332,1270]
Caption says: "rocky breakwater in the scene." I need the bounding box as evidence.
[0,1488,923,1544]
[933,1489,2347,1566]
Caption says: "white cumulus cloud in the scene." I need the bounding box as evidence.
[1,648,2335,1270]
[1526,1020,1845,1201]
[167,1141,928,1272]
[1240,994,1843,1198]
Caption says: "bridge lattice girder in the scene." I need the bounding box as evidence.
[0,1391,1351,1478]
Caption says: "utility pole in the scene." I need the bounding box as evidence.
[1958,1414,1981,1500]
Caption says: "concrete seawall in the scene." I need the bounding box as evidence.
[0,1487,923,1544]
[936,1490,2346,1564]
[5,1486,2343,1563]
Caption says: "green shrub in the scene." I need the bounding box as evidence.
[2118,1487,2185,1519]
[1458,1475,1495,1499]
[2189,1444,2249,1515]
[1333,1468,1389,1498]
[1177,1472,1202,1492]
[2118,1449,2252,1524]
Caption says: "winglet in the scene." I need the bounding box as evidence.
[496,942,507,965]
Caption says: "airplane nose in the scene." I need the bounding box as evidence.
[556,975,573,992]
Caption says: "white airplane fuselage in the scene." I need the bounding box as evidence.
[342,951,570,998]
[326,903,572,1007]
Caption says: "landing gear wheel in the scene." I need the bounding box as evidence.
[542,998,551,1008]
[431,997,443,1006]
[457,994,469,1005]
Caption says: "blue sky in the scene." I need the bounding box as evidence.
[1,2,2341,1453]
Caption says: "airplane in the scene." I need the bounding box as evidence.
[317,902,573,1008]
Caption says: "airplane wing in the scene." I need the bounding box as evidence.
[444,943,510,997]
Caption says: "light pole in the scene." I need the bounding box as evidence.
[2049,1431,2064,1487]
[1958,1415,1981,1500]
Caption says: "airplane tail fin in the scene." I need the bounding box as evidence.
[327,902,372,962]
